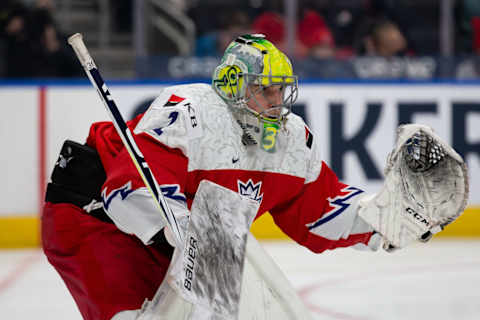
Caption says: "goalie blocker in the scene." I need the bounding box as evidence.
[358,124,469,249]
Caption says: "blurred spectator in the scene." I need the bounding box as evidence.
[195,10,251,57]
[0,1,32,77]
[305,28,335,59]
[298,10,335,59]
[295,10,355,79]
[456,15,480,79]
[357,18,408,58]
[252,8,335,58]
[252,11,284,46]
[367,0,436,55]
[0,0,81,78]
[473,16,480,52]
[300,0,368,55]
[456,0,480,53]
[34,0,54,11]
[28,7,81,78]
[188,2,258,44]
[455,0,480,79]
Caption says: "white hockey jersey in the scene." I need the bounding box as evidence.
[86,83,378,252]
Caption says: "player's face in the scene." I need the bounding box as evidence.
[246,84,283,118]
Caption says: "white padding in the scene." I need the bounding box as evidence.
[103,186,189,245]
[136,234,313,320]
[110,310,140,320]
[358,124,469,248]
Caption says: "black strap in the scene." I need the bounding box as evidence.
[45,182,113,224]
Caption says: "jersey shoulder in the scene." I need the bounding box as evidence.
[134,83,227,155]
[148,83,214,109]
[285,113,315,151]
[284,113,321,183]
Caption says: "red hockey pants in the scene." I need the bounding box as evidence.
[42,202,173,320]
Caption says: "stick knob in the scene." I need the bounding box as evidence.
[68,33,96,70]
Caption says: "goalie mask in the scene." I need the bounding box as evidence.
[212,34,298,152]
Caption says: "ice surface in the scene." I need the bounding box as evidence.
[1,239,479,320]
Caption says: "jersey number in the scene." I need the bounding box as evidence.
[153,111,179,136]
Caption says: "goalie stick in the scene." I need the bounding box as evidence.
[67,33,183,247]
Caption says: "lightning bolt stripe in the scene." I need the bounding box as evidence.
[102,182,134,211]
[160,184,187,203]
[102,182,186,211]
[306,186,363,230]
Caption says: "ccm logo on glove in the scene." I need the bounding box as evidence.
[405,207,430,228]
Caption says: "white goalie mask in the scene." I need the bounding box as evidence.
[212,34,298,152]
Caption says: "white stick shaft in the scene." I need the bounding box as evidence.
[67,33,184,246]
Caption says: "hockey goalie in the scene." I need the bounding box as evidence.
[41,34,468,320]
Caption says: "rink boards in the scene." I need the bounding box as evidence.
[0,81,478,247]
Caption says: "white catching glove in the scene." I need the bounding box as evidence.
[358,124,469,250]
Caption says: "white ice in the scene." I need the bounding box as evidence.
[1,239,479,320]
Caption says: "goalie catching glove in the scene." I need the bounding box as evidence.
[358,124,469,249]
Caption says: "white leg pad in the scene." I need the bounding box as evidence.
[111,310,140,320]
